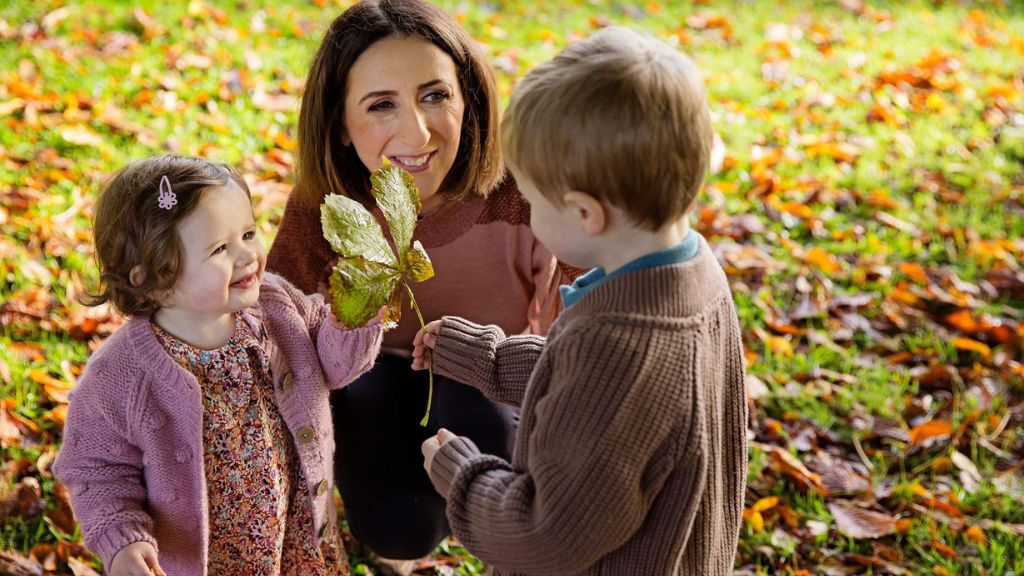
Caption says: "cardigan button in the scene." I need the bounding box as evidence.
[282,372,294,393]
[297,426,316,444]
[316,479,329,497]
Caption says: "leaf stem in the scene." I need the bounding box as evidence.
[405,280,433,427]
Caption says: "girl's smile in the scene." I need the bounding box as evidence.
[230,271,259,290]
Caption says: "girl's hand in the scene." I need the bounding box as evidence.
[411,320,442,370]
[110,541,165,576]
[421,428,458,474]
[329,306,387,329]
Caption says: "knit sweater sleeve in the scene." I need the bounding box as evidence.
[262,272,383,390]
[430,316,545,407]
[428,321,705,574]
[52,361,158,568]
[266,187,333,295]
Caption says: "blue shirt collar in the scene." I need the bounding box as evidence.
[560,230,701,309]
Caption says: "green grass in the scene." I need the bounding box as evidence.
[2,0,1023,574]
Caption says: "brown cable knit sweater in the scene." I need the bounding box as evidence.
[427,236,748,575]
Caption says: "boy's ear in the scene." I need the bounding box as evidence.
[562,191,606,236]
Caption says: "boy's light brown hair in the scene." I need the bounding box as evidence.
[502,26,713,230]
[81,155,250,317]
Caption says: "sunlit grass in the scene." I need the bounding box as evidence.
[2,0,1023,574]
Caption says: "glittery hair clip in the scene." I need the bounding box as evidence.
[157,175,177,210]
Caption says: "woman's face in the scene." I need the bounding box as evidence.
[343,35,465,214]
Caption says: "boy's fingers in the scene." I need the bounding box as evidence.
[437,428,456,443]
[422,435,441,452]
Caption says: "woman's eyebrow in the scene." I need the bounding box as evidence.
[357,79,448,105]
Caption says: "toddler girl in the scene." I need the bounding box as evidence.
[54,154,383,576]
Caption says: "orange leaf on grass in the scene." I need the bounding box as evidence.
[776,201,815,219]
[751,496,780,512]
[899,262,930,284]
[945,309,986,333]
[765,445,827,494]
[803,247,841,274]
[920,497,962,518]
[28,369,73,405]
[0,404,22,448]
[953,337,991,360]
[744,509,765,532]
[909,420,952,447]
[965,526,986,546]
[931,540,958,559]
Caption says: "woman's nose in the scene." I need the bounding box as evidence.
[397,107,430,149]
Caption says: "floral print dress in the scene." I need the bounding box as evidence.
[153,315,347,575]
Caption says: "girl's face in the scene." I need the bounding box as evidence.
[343,35,465,214]
[159,183,265,328]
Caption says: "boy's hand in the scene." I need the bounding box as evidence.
[110,541,165,576]
[421,428,458,474]
[411,320,442,370]
[329,305,387,329]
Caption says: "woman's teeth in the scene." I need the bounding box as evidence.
[393,153,430,168]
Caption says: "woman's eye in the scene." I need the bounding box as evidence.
[368,100,396,112]
[423,91,449,104]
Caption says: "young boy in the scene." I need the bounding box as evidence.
[412,26,747,575]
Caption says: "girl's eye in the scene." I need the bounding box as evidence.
[368,100,396,113]
[243,230,256,241]
[423,91,449,104]
[211,244,227,256]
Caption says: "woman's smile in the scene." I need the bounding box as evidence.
[390,151,435,172]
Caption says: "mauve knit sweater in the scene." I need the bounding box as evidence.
[427,236,748,575]
[53,273,383,576]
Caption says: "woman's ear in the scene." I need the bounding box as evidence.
[562,191,607,236]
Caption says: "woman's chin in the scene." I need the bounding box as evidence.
[418,190,446,214]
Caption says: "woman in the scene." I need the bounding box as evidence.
[267,0,575,564]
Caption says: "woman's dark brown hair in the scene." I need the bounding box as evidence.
[81,155,250,317]
[297,0,503,206]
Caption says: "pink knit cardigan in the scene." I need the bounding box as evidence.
[53,273,383,576]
